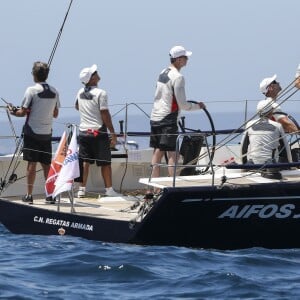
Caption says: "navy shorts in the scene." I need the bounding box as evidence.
[23,134,52,164]
[78,132,111,166]
[149,124,178,151]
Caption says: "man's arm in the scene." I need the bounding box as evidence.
[53,106,59,118]
[8,106,27,117]
[174,76,205,111]
[278,116,298,133]
[101,109,117,146]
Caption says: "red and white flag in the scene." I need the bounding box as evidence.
[53,126,80,198]
[45,131,67,197]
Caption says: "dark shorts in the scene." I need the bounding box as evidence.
[78,132,111,166]
[23,134,52,164]
[149,124,178,151]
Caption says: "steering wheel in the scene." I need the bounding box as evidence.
[179,101,216,174]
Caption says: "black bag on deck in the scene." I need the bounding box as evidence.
[179,133,203,176]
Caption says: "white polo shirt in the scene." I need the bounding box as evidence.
[76,86,108,132]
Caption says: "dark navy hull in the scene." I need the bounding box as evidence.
[0,199,137,243]
[134,182,300,249]
[1,181,300,249]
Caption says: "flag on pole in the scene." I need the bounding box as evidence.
[53,126,80,198]
[45,131,67,197]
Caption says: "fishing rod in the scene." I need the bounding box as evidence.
[48,0,74,67]
[1,97,13,109]
[1,97,19,138]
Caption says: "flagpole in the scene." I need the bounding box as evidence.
[53,124,80,200]
[68,190,75,213]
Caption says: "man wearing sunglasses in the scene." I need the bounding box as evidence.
[259,74,298,133]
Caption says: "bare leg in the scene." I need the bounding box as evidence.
[101,164,112,188]
[26,161,37,195]
[150,148,167,194]
[167,151,177,177]
[80,161,90,187]
[41,163,50,180]
[151,148,165,178]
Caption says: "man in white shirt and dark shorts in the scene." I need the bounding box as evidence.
[150,45,206,179]
[75,64,120,198]
[8,61,60,204]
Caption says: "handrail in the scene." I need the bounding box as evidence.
[124,129,244,137]
[148,131,215,187]
[226,161,300,169]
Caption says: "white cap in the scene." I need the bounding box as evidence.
[295,64,300,78]
[259,74,277,94]
[257,99,278,116]
[169,45,192,59]
[79,64,97,84]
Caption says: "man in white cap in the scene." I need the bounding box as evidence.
[75,64,120,198]
[258,74,298,133]
[241,99,292,164]
[149,45,206,179]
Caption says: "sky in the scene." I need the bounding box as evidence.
[1,0,300,117]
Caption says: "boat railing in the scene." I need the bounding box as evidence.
[174,132,215,186]
[147,131,215,187]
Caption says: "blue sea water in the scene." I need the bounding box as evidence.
[1,223,300,299]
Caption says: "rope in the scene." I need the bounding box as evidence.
[48,0,74,67]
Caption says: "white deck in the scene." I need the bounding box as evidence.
[139,168,300,189]
[4,194,144,222]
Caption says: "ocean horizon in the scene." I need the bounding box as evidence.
[1,108,299,154]
[0,109,282,155]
